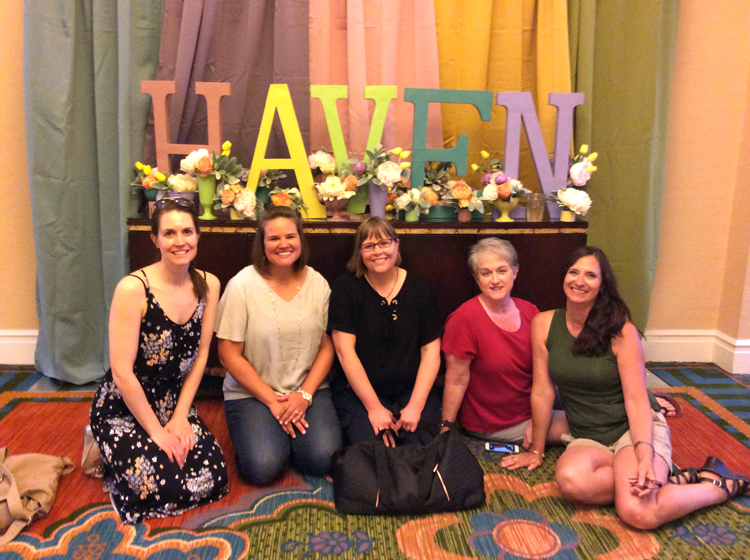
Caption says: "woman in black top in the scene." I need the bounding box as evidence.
[328,217,442,446]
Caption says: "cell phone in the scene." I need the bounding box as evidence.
[485,442,521,454]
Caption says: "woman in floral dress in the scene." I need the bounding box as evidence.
[90,198,229,523]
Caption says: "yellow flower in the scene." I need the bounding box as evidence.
[587,165,597,172]
[135,161,144,171]
[400,150,411,158]
[154,172,166,182]
[391,147,403,155]
[579,144,588,154]
[143,165,152,176]
[480,150,490,159]
[222,140,232,151]
[400,162,411,169]
[587,152,598,162]
[471,163,479,171]
[221,150,230,157]
[231,184,242,193]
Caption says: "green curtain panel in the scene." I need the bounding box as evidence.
[568,0,680,328]
[23,1,163,383]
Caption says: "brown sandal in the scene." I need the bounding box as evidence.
[653,393,683,418]
[699,456,750,499]
[668,467,700,485]
[82,424,105,478]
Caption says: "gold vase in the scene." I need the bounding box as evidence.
[493,197,519,222]
[560,209,576,222]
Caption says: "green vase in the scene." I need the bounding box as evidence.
[197,174,217,220]
[404,206,421,222]
[420,203,457,222]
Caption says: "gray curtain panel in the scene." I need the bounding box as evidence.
[24,0,163,383]
[142,0,311,174]
[568,0,680,328]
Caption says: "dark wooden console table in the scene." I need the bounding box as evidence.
[128,218,587,367]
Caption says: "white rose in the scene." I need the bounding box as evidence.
[233,188,256,218]
[393,191,413,210]
[316,175,355,201]
[569,160,592,187]
[308,151,337,175]
[481,183,499,201]
[376,160,402,187]
[556,188,592,215]
[180,149,210,174]
[168,173,198,192]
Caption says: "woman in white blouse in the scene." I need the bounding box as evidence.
[215,205,341,485]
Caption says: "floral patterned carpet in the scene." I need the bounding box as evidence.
[1,364,749,559]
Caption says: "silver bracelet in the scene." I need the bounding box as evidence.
[530,449,545,459]
[633,440,655,456]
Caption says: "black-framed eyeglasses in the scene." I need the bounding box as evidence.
[361,238,395,253]
[154,197,194,211]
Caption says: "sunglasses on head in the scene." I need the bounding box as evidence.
[154,197,195,211]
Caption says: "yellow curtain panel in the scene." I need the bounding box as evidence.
[434,0,571,191]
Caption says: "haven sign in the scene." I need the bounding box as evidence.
[143,81,584,219]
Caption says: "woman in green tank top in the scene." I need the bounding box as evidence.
[503,247,748,529]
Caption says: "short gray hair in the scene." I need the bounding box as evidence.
[468,238,519,276]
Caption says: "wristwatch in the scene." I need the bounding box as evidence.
[297,389,313,405]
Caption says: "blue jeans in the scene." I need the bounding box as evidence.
[224,387,342,485]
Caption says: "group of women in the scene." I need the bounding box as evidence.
[88,198,748,528]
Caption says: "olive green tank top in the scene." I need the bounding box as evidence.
[546,309,659,445]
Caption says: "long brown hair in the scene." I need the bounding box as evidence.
[252,205,309,276]
[150,198,207,301]
[564,246,632,356]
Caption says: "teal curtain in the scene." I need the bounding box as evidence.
[568,0,680,328]
[24,1,163,384]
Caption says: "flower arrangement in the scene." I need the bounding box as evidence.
[441,180,485,214]
[547,187,592,216]
[392,187,433,220]
[422,161,453,198]
[568,144,598,187]
[180,141,247,186]
[308,149,338,176]
[220,183,261,219]
[130,162,169,194]
[472,150,504,186]
[349,144,411,190]
[315,175,357,202]
[268,186,307,212]
[480,177,531,203]
[257,169,287,191]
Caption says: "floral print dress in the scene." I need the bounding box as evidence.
[90,273,229,524]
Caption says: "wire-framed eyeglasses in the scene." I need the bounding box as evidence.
[361,238,395,253]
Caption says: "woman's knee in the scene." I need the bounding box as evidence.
[235,448,287,486]
[615,499,660,530]
[555,462,596,502]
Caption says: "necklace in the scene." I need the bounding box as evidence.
[268,279,303,374]
[365,269,400,302]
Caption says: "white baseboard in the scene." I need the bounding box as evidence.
[0,330,38,365]
[643,329,750,374]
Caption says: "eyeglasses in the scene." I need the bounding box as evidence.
[154,197,195,211]
[361,238,395,253]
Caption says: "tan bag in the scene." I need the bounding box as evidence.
[0,448,74,545]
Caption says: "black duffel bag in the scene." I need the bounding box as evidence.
[332,426,485,515]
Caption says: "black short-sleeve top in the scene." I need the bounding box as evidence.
[327,270,441,399]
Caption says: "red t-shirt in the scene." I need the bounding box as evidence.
[442,296,539,433]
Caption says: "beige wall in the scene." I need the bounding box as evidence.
[0,2,37,330]
[647,0,750,340]
[2,1,749,346]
